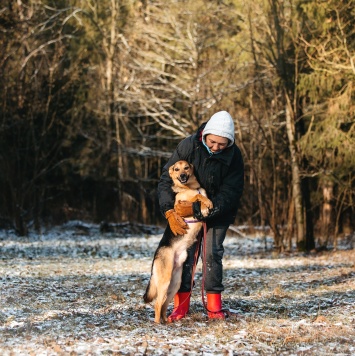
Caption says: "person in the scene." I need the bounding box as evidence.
[157,110,244,321]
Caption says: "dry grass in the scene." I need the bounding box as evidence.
[0,223,354,355]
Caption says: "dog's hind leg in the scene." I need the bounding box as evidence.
[161,264,184,323]
[154,250,174,323]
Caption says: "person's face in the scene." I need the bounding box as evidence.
[205,134,229,153]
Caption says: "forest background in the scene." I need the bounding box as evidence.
[0,0,354,252]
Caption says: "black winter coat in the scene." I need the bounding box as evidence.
[157,123,244,226]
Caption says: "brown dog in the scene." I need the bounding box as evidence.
[143,160,213,323]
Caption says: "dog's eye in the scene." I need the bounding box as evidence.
[174,168,179,171]
[184,166,189,170]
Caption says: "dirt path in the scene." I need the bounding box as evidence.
[1,223,354,355]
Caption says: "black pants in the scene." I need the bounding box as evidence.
[178,225,229,294]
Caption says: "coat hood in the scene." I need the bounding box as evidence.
[202,111,235,147]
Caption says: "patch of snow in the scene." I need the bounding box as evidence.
[0,222,354,355]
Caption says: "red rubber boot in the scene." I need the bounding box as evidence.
[167,292,191,322]
[207,293,225,320]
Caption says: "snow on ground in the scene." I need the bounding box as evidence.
[0,222,354,355]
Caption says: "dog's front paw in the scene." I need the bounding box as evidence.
[199,196,213,210]
[205,199,213,209]
[200,204,210,217]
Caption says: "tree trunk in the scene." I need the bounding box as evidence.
[302,176,315,251]
[257,146,268,250]
[286,194,294,251]
[285,98,305,250]
[320,178,334,248]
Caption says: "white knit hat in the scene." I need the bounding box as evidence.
[202,111,235,147]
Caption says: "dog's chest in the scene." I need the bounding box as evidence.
[175,188,206,201]
[175,221,202,250]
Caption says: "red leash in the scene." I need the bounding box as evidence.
[199,222,209,311]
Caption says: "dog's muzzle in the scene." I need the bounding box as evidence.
[178,173,189,184]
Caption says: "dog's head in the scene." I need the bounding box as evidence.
[169,160,194,187]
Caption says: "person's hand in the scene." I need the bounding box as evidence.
[192,202,220,220]
[165,209,189,236]
[174,200,194,217]
[192,202,204,220]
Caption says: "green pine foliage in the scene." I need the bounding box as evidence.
[0,0,353,243]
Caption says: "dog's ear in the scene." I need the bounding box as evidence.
[168,163,175,178]
[189,162,194,173]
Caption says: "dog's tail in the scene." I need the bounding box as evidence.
[143,278,157,303]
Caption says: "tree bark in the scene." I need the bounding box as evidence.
[285,95,305,250]
[320,178,334,248]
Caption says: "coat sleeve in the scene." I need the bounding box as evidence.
[207,148,244,219]
[157,137,194,216]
